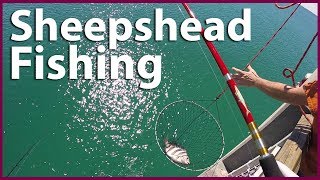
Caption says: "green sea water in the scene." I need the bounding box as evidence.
[3,3,317,176]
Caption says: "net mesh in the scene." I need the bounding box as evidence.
[155,100,225,171]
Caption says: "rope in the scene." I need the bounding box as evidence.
[245,3,301,68]
[275,3,297,9]
[282,32,318,125]
[282,32,318,87]
[211,3,301,102]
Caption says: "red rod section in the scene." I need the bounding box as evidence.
[182,3,254,124]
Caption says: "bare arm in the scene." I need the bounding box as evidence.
[232,65,307,106]
[254,78,307,105]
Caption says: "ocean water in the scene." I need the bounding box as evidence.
[3,3,317,176]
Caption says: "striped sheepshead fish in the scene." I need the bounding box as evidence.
[164,138,190,165]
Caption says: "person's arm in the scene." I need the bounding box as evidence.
[232,65,308,106]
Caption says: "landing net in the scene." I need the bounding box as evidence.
[155,100,225,171]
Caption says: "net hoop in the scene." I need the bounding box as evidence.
[155,100,225,171]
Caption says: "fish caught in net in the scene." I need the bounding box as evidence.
[155,100,225,171]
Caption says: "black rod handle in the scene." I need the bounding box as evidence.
[259,154,283,177]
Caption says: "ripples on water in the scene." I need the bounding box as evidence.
[5,3,315,176]
[62,4,172,176]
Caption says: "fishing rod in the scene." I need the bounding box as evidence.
[182,3,282,177]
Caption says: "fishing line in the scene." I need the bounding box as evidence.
[6,117,64,176]
[6,135,46,176]
[176,4,254,159]
[154,4,255,171]
[174,3,304,162]
[210,3,301,102]
[6,25,111,177]
[168,2,311,175]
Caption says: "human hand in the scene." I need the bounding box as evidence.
[232,65,260,87]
